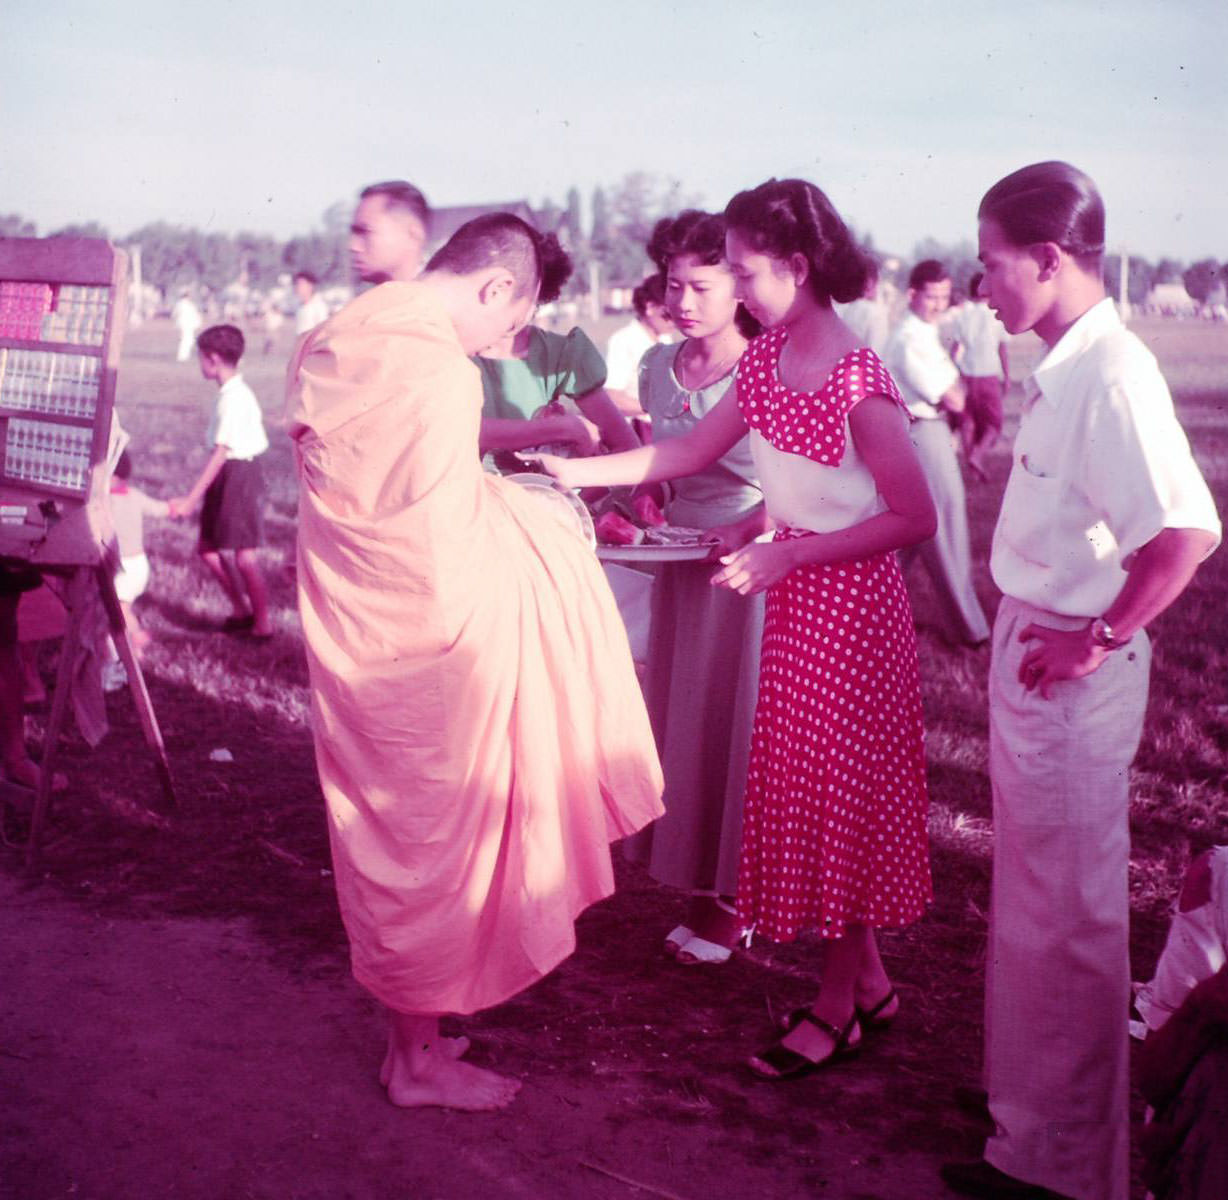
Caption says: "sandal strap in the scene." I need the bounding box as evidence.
[795,1010,860,1050]
[856,987,898,1025]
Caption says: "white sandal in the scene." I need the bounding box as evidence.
[663,924,695,957]
[674,933,735,965]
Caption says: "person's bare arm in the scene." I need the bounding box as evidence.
[169,445,228,516]
[711,397,936,595]
[530,386,747,491]
[574,387,641,453]
[478,413,599,457]
[1019,527,1220,698]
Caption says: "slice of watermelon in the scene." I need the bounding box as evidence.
[594,510,646,546]
[630,492,667,528]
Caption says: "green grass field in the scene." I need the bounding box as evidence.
[4,312,1226,1196]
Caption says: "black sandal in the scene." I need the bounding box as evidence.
[778,987,898,1037]
[749,1011,861,1079]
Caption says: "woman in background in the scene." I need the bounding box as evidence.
[475,235,639,468]
[624,210,767,964]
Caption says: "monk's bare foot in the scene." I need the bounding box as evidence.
[386,1051,519,1112]
[380,1034,470,1086]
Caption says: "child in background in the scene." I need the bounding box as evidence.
[101,449,168,690]
[169,324,273,638]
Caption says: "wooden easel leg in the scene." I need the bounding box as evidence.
[25,566,89,868]
[94,565,176,811]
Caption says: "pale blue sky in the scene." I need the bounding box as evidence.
[4,0,1225,260]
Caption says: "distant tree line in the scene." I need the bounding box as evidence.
[3,192,1224,304]
[903,232,1227,306]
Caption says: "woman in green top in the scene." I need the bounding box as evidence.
[475,235,640,466]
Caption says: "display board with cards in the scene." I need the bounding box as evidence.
[0,238,175,852]
[0,237,127,565]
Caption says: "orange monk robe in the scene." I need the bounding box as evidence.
[287,283,663,1016]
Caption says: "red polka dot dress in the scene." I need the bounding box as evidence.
[735,328,932,943]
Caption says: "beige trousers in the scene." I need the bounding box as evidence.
[985,597,1151,1200]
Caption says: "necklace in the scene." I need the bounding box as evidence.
[672,338,736,400]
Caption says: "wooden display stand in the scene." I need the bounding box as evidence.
[0,236,175,862]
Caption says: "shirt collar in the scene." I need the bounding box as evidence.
[219,373,244,394]
[1024,297,1120,411]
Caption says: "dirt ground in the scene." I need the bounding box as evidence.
[1,842,993,1200]
[0,865,1001,1200]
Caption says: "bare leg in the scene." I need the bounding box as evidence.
[382,1011,519,1111]
[200,550,249,618]
[380,1031,471,1084]
[119,601,151,656]
[234,548,272,635]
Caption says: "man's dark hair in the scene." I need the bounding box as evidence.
[196,324,245,365]
[114,449,133,480]
[293,270,318,286]
[631,273,666,319]
[908,259,949,291]
[359,180,431,232]
[425,213,544,298]
[968,271,985,299]
[979,161,1104,270]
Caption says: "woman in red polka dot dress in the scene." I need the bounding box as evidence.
[532,177,936,1079]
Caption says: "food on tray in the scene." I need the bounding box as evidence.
[594,510,645,546]
[630,492,667,528]
[643,524,713,547]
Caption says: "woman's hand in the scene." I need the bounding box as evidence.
[704,509,768,559]
[710,540,794,595]
[522,453,579,490]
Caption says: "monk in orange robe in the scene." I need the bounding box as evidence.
[286,213,663,1111]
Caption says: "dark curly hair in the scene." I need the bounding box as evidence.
[646,209,761,338]
[724,179,872,306]
[978,161,1105,269]
[536,233,572,305]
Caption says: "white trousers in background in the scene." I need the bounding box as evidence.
[985,596,1151,1200]
[898,418,990,645]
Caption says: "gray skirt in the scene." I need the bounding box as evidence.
[623,556,764,895]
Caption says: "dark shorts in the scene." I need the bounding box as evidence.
[961,375,1004,440]
[199,459,266,551]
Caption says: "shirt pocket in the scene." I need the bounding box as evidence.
[999,459,1062,568]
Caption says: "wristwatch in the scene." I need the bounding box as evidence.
[1089,617,1125,650]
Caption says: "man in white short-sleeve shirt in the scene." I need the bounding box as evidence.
[949,272,1011,480]
[293,271,330,336]
[885,260,990,645]
[941,170,1220,1200]
[836,262,890,356]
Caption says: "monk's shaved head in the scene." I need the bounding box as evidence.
[426,214,544,298]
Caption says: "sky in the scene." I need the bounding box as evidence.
[3,0,1226,262]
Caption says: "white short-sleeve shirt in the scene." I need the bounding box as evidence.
[953,301,1011,378]
[991,298,1220,616]
[883,311,959,420]
[207,374,269,461]
[604,319,657,398]
[295,293,330,336]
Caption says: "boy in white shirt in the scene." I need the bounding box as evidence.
[169,324,273,638]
